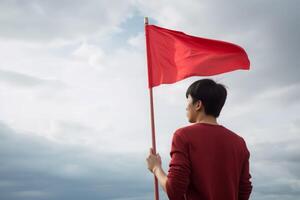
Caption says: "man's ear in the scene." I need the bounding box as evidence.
[195,100,202,111]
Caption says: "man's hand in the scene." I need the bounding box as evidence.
[146,148,162,173]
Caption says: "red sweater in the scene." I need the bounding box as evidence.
[166,123,253,200]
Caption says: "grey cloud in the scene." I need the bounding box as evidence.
[247,122,300,199]
[0,121,156,200]
[218,0,300,87]
[253,140,300,164]
[0,69,65,88]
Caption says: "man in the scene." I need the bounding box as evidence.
[146,78,253,200]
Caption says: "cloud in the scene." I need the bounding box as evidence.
[0,69,65,88]
[0,0,135,42]
[0,0,299,200]
[0,121,157,200]
[12,190,50,199]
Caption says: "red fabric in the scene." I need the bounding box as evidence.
[145,25,250,88]
[166,123,253,200]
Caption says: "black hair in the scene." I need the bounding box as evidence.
[185,79,227,118]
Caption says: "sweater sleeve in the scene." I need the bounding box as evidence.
[239,139,253,200]
[166,129,191,200]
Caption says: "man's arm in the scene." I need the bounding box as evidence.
[165,129,191,200]
[152,166,168,192]
[239,140,253,200]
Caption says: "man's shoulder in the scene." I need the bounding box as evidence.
[174,124,195,134]
[175,123,200,131]
[174,123,245,144]
[172,124,200,140]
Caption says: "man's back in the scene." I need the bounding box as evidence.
[166,123,253,200]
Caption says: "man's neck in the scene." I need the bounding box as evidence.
[196,115,218,125]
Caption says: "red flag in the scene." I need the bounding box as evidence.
[145,25,250,88]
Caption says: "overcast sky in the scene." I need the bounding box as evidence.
[0,0,299,200]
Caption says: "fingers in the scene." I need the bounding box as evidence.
[148,148,160,157]
[149,148,156,155]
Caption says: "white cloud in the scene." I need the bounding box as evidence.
[0,0,299,199]
[127,32,144,50]
[0,0,135,42]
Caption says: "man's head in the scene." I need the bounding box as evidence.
[185,79,227,123]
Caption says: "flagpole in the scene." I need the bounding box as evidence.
[144,17,160,200]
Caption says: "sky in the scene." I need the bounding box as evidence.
[0,0,299,199]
